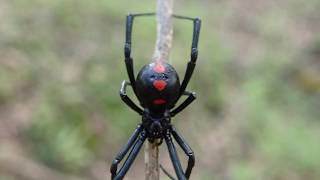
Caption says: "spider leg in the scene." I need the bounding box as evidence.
[170,91,196,117]
[124,14,136,89]
[119,80,143,115]
[124,13,155,90]
[110,125,143,179]
[125,13,201,95]
[171,126,195,179]
[112,130,147,180]
[165,131,187,180]
[178,18,201,98]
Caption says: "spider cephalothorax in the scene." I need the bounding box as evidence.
[110,13,201,180]
[141,108,171,140]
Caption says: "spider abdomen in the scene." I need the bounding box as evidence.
[135,62,180,112]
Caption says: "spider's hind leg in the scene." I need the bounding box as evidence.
[176,17,201,97]
[124,14,136,89]
[124,13,155,89]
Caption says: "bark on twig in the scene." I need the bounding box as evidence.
[153,0,173,62]
[145,0,173,180]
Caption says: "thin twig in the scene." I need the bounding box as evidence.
[145,0,174,180]
[153,0,173,63]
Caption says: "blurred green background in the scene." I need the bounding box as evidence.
[1,0,319,179]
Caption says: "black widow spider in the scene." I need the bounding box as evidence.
[110,13,201,180]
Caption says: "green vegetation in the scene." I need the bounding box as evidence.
[0,0,319,179]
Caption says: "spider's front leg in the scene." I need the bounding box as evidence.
[179,18,201,97]
[171,126,195,179]
[111,126,146,180]
[165,130,187,180]
[111,125,142,178]
[119,80,143,115]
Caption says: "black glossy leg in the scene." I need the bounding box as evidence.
[124,14,136,89]
[113,130,147,180]
[179,18,201,97]
[110,125,143,179]
[165,131,187,180]
[171,127,195,179]
[125,13,155,90]
[170,91,196,117]
[125,13,201,96]
[119,80,143,115]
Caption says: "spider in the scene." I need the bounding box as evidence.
[110,13,201,180]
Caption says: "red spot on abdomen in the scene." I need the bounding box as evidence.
[153,63,165,73]
[153,98,166,105]
[153,80,167,91]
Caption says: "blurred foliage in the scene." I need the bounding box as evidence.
[0,0,319,180]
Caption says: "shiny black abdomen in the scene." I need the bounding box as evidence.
[135,62,180,113]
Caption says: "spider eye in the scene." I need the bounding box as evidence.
[150,75,156,79]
